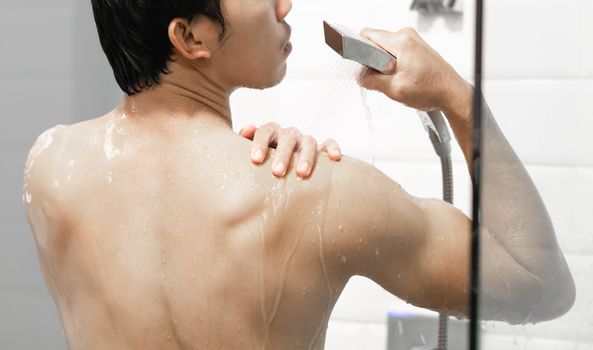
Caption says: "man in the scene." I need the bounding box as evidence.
[24,0,574,349]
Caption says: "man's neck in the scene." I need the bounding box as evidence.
[119,59,234,129]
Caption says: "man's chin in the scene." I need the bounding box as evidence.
[244,66,287,90]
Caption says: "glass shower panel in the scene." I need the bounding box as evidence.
[477,0,593,349]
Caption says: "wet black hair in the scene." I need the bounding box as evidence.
[90,0,225,95]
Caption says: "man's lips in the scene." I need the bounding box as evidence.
[284,41,293,54]
[282,23,292,52]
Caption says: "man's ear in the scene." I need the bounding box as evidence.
[168,17,214,60]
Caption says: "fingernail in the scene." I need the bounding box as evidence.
[298,162,310,175]
[253,149,264,162]
[274,162,286,175]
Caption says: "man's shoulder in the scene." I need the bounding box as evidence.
[25,124,69,177]
[24,118,102,195]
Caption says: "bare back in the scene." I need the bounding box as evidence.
[25,112,349,350]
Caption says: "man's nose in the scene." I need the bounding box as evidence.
[276,0,292,21]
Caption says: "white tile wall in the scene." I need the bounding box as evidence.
[2,0,591,349]
[483,80,593,166]
[582,1,593,78]
[483,0,582,79]
[528,165,593,255]
[326,319,388,350]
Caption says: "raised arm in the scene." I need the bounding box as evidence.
[325,158,561,323]
[350,27,575,323]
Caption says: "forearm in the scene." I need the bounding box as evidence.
[444,85,575,319]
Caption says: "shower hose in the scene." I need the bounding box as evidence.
[419,110,454,350]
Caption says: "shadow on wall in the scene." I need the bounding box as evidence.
[72,1,121,121]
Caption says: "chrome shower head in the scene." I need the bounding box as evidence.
[323,21,397,75]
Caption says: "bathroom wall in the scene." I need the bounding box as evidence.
[1,1,75,349]
[0,0,590,349]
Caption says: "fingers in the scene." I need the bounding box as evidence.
[297,135,318,178]
[319,138,342,161]
[239,124,258,140]
[357,67,407,103]
[248,122,341,178]
[360,27,418,53]
[271,127,301,177]
[251,122,281,164]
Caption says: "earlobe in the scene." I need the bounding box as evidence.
[168,18,212,60]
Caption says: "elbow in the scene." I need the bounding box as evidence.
[536,269,576,322]
[495,264,576,325]
[526,264,576,324]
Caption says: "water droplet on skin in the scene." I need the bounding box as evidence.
[106,171,113,184]
[161,273,166,279]
[191,273,196,279]
[220,185,225,191]
[338,225,344,232]
[104,119,122,160]
[24,191,32,205]
[341,256,347,264]
[375,248,380,256]
[162,258,167,265]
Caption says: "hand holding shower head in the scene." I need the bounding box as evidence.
[323,20,451,162]
[323,21,397,75]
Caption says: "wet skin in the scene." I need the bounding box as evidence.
[23,104,571,349]
[24,0,574,348]
[24,111,351,349]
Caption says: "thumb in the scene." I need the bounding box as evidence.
[360,28,401,57]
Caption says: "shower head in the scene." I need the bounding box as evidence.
[323,21,397,75]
